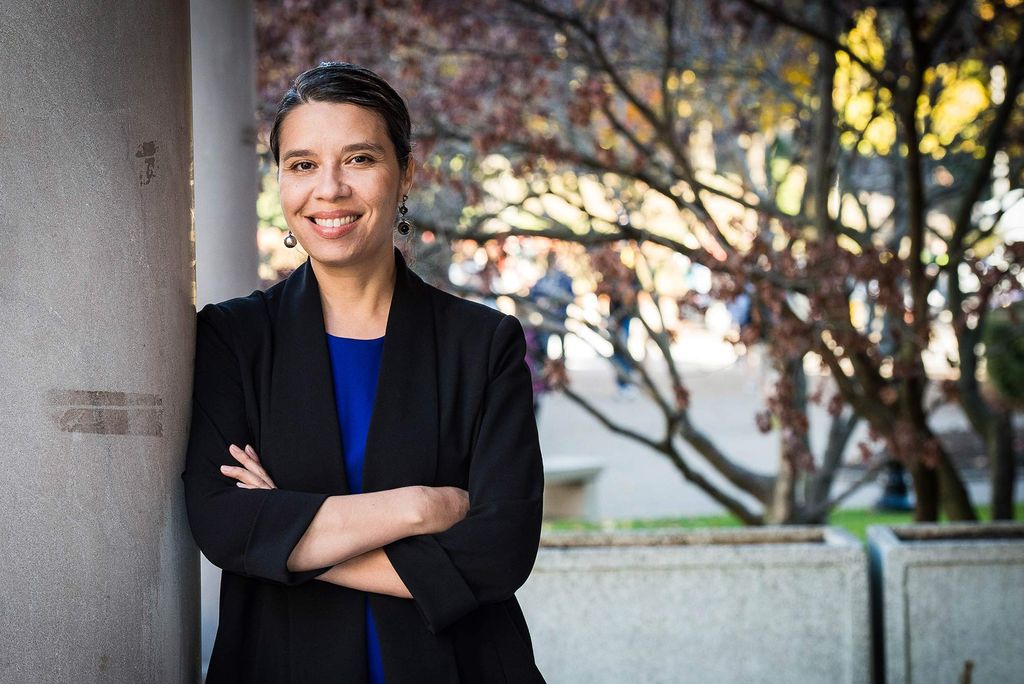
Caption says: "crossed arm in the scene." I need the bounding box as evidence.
[185,309,542,633]
[221,443,469,599]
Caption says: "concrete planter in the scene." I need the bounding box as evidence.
[518,527,870,684]
[867,522,1024,684]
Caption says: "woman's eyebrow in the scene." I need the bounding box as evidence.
[281,142,385,162]
[342,142,385,155]
[281,148,315,162]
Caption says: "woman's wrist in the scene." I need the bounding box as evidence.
[406,486,435,535]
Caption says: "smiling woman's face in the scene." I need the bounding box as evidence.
[277,101,413,271]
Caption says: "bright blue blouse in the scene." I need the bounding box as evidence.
[326,333,386,684]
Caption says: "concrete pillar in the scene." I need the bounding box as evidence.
[0,1,198,682]
[189,0,260,671]
[192,0,261,309]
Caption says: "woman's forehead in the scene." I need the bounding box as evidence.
[278,101,392,151]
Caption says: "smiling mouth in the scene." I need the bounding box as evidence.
[309,215,361,228]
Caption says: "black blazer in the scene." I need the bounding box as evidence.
[181,248,546,683]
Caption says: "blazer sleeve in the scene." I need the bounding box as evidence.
[181,304,331,585]
[385,314,544,633]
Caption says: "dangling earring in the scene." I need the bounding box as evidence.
[397,195,412,236]
[283,230,297,248]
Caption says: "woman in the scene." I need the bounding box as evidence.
[182,62,546,683]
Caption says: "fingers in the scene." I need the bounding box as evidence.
[220,464,266,489]
[244,444,261,463]
[223,444,277,489]
[231,443,275,486]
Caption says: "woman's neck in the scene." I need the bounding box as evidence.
[311,251,397,339]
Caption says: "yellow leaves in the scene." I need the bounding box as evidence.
[845,10,886,70]
[919,133,940,155]
[439,57,459,79]
[597,125,617,150]
[931,77,989,145]
[676,100,692,118]
[910,63,992,158]
[845,91,876,129]
[834,8,991,163]
[863,114,896,155]
[916,92,932,118]
[836,77,896,156]
[775,165,806,216]
[664,70,694,97]
[526,113,552,135]
[782,64,812,89]
[834,20,887,140]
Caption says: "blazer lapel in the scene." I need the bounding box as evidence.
[265,260,349,495]
[362,248,440,492]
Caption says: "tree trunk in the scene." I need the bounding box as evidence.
[765,454,797,524]
[804,410,859,516]
[764,355,809,524]
[904,422,975,521]
[794,501,828,525]
[989,409,1017,520]
[935,442,978,521]
[909,459,939,521]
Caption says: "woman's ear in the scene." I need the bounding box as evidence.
[400,156,417,198]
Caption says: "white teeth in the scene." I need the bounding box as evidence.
[312,215,359,228]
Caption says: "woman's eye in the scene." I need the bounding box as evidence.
[350,154,372,164]
[291,161,314,171]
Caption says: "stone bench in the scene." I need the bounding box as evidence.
[543,455,603,520]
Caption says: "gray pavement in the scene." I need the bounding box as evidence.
[539,326,1010,520]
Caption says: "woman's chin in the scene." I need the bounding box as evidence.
[305,238,394,271]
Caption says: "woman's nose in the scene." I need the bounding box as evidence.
[313,166,352,200]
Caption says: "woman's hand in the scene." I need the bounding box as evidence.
[221,444,277,490]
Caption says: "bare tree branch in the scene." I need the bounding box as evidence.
[561,383,764,523]
[804,455,888,521]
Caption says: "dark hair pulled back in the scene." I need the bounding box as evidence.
[269,62,412,171]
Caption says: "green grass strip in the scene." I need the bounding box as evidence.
[543,503,1024,542]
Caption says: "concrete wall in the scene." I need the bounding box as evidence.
[0,1,199,681]
[868,522,1024,684]
[518,527,871,684]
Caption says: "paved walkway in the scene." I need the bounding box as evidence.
[539,324,1010,519]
